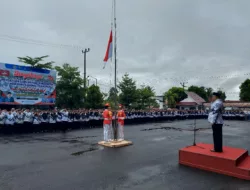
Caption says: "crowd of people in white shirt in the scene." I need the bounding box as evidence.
[0,108,249,134]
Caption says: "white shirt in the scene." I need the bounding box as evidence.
[208,99,224,124]
[5,113,15,125]
[61,111,69,122]
[24,111,33,122]
[0,112,6,124]
[15,113,24,124]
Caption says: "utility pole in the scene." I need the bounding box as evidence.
[82,48,90,104]
[180,82,188,90]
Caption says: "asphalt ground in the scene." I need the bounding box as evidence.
[0,120,250,190]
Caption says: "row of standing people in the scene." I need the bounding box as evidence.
[0,108,248,135]
[0,108,247,125]
[0,108,210,126]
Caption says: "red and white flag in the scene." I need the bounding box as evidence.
[103,30,113,69]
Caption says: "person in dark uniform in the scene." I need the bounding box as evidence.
[208,92,224,152]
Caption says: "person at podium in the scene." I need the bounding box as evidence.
[208,92,224,152]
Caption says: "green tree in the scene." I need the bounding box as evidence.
[108,87,118,102]
[118,73,138,108]
[137,85,156,109]
[105,87,119,108]
[164,87,187,108]
[18,55,54,69]
[85,85,104,109]
[217,90,227,101]
[205,87,213,100]
[164,91,178,108]
[239,79,250,101]
[152,101,160,108]
[55,63,85,108]
[188,86,226,101]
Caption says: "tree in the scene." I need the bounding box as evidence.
[217,90,227,101]
[164,87,187,102]
[85,85,104,109]
[164,87,187,108]
[239,79,250,101]
[205,87,213,100]
[151,101,160,108]
[55,63,85,108]
[137,85,156,109]
[105,87,119,108]
[108,87,118,102]
[18,55,54,69]
[118,73,138,108]
[164,91,178,108]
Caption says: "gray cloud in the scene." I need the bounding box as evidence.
[1,0,250,99]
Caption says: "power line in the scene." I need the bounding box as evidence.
[0,34,84,50]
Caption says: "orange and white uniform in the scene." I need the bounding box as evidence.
[117,105,126,140]
[103,109,112,125]
[102,104,113,142]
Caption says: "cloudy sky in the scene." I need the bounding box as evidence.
[1,0,250,99]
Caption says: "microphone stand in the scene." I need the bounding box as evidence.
[186,113,204,149]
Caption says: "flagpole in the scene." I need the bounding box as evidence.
[113,0,118,141]
[114,0,117,92]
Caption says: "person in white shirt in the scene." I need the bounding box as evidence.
[0,109,7,126]
[33,112,41,125]
[61,109,68,121]
[11,108,17,117]
[5,111,15,125]
[49,110,57,132]
[24,109,33,123]
[14,110,24,133]
[49,111,57,124]
[15,110,24,125]
[23,109,34,133]
[60,109,69,132]
[208,92,224,153]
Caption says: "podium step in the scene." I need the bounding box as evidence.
[238,156,250,170]
[179,143,250,180]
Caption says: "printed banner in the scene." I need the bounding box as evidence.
[0,63,56,105]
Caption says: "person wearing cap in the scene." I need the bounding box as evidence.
[117,104,126,141]
[102,103,113,142]
[208,92,224,152]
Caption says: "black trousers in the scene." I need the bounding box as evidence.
[212,124,223,152]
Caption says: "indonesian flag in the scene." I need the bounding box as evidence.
[103,30,113,69]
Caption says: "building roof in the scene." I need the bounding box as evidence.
[176,102,197,106]
[204,102,250,108]
[179,91,206,106]
[186,92,206,104]
[224,100,241,103]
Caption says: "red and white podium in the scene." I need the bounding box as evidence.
[179,143,250,180]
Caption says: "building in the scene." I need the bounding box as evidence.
[176,91,206,110]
